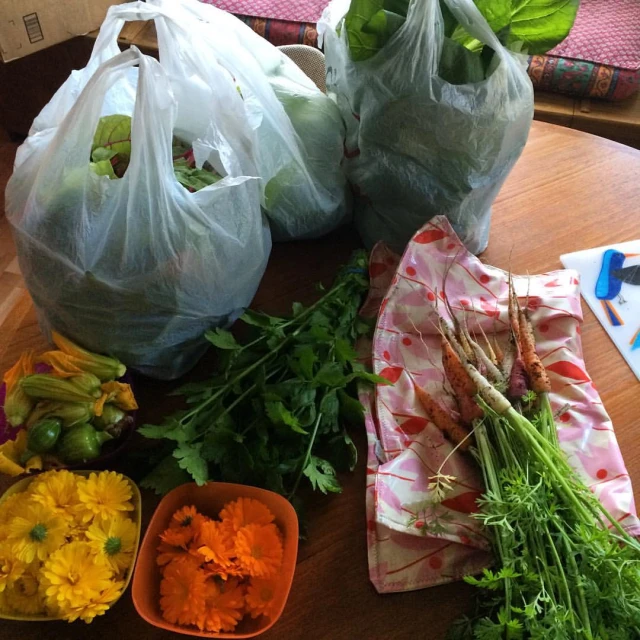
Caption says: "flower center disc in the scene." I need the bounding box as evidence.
[105,536,122,556]
[29,523,48,542]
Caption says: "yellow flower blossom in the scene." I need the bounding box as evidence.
[61,579,124,624]
[29,469,82,524]
[3,565,46,615]
[85,516,137,574]
[40,541,113,612]
[76,471,134,523]
[8,502,67,563]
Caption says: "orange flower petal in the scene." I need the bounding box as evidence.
[195,521,233,567]
[2,351,35,392]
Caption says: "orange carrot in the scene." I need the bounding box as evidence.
[441,336,483,426]
[518,309,551,394]
[441,336,475,396]
[412,379,472,451]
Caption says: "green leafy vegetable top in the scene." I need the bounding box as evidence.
[89,115,222,191]
[138,251,389,517]
[343,0,580,81]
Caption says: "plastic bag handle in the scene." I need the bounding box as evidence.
[89,1,187,67]
[48,46,176,184]
[441,0,507,57]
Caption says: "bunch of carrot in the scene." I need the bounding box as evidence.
[411,278,640,639]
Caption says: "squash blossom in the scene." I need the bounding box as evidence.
[39,332,126,382]
[2,351,36,427]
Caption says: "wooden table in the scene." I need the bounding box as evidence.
[1,121,639,639]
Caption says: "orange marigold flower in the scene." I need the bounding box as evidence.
[197,578,245,632]
[220,498,274,539]
[196,521,233,567]
[160,526,192,549]
[234,524,283,578]
[159,559,207,626]
[170,505,207,531]
[245,577,279,619]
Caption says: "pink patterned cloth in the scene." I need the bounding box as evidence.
[549,0,640,70]
[201,0,330,23]
[361,216,640,594]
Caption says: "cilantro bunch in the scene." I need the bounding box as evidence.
[140,251,385,505]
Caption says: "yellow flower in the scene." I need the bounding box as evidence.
[3,565,46,615]
[76,471,134,523]
[85,516,137,574]
[0,543,27,592]
[61,580,124,624]
[2,351,35,427]
[8,502,68,563]
[37,350,85,378]
[40,541,114,611]
[99,381,138,411]
[29,469,81,524]
[50,332,126,382]
[0,430,28,477]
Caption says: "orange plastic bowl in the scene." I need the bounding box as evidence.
[132,482,298,638]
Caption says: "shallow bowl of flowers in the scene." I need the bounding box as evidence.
[131,481,299,638]
[0,469,141,622]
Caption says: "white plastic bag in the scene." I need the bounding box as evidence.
[150,0,350,241]
[6,35,271,380]
[319,0,534,254]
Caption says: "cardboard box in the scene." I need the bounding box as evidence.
[0,0,127,62]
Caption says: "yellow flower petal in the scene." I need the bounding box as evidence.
[38,351,85,378]
[2,352,35,392]
[0,453,25,477]
[0,431,28,476]
[100,382,138,411]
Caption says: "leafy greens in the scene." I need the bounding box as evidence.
[343,0,580,82]
[90,115,222,192]
[139,251,388,510]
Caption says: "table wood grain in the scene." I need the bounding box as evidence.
[0,121,639,640]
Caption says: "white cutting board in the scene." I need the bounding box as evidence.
[561,240,640,381]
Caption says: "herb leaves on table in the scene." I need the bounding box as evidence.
[139,251,386,506]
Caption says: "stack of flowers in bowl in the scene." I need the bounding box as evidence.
[159,500,283,632]
[132,482,298,638]
[0,469,141,622]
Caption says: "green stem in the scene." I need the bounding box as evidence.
[543,527,575,626]
[560,528,592,639]
[475,424,513,625]
[288,410,324,500]
[505,409,594,523]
